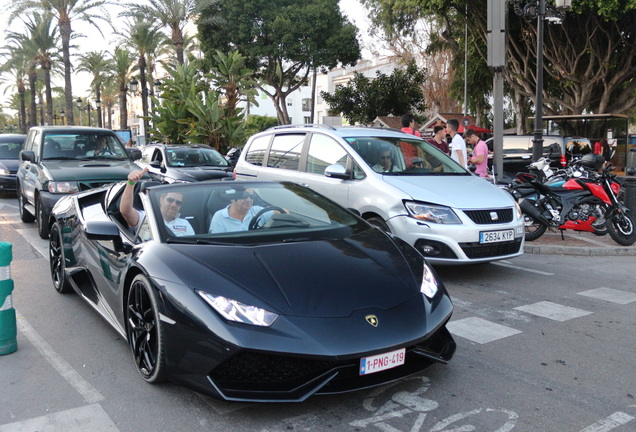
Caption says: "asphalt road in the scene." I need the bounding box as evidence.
[1,193,635,432]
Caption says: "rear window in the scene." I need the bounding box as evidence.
[266,134,303,170]
[245,135,270,166]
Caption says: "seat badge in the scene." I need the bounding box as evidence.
[365,315,379,327]
[490,211,499,221]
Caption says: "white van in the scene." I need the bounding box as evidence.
[234,125,525,265]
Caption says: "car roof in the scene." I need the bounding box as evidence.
[0,134,26,142]
[30,126,116,134]
[263,124,420,139]
[145,143,214,150]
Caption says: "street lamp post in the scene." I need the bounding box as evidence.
[60,110,65,125]
[95,99,102,128]
[76,97,83,126]
[86,103,93,127]
[513,0,572,162]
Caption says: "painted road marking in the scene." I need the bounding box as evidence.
[0,404,118,432]
[15,309,104,404]
[493,260,555,276]
[15,228,48,258]
[579,411,635,432]
[514,301,592,322]
[447,317,522,344]
[578,287,636,305]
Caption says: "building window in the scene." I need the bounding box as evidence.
[302,98,312,112]
[304,116,311,124]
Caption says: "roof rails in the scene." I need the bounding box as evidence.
[266,124,337,131]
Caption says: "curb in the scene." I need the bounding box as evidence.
[524,244,636,256]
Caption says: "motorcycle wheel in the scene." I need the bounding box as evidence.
[523,214,547,241]
[606,211,636,246]
[591,206,608,236]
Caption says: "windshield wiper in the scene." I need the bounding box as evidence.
[166,237,234,245]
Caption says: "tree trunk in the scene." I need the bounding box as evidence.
[59,16,75,125]
[43,66,53,125]
[138,56,149,140]
[18,87,27,134]
[28,69,37,128]
[119,87,128,130]
[96,87,103,128]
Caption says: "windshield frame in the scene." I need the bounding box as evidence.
[147,181,370,245]
[344,135,469,176]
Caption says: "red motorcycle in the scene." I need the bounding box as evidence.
[509,155,636,246]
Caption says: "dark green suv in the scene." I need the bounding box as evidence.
[17,126,142,238]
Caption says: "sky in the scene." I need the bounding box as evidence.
[0,0,374,110]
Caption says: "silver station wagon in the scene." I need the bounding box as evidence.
[234,125,525,265]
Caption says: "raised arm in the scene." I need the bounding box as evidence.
[120,168,148,228]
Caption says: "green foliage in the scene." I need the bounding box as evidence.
[197,0,361,124]
[147,54,257,153]
[244,115,279,139]
[321,61,427,125]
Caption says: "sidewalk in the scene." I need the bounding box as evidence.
[524,229,636,256]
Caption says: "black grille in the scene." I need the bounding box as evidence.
[77,181,113,191]
[459,238,523,258]
[463,208,514,224]
[209,329,456,401]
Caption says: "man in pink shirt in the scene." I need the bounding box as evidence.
[465,129,489,177]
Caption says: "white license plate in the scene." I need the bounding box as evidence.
[360,348,406,375]
[480,229,514,244]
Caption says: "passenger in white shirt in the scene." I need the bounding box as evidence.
[120,168,194,237]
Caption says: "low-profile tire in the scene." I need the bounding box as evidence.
[36,195,50,239]
[49,222,72,294]
[367,216,391,233]
[606,211,636,246]
[126,274,166,383]
[523,214,547,241]
[18,185,35,223]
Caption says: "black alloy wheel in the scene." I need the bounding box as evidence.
[126,275,166,383]
[49,222,72,293]
[18,184,35,223]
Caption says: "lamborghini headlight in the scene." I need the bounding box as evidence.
[197,291,278,327]
[47,181,80,194]
[420,263,439,299]
[404,201,461,224]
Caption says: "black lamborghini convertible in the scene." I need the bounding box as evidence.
[48,180,456,402]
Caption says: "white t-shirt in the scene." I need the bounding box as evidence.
[450,134,467,168]
[132,210,194,237]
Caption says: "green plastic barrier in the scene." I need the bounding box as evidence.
[0,242,17,355]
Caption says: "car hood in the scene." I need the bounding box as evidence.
[41,159,139,180]
[382,174,514,208]
[169,167,230,181]
[164,230,422,318]
[0,159,19,172]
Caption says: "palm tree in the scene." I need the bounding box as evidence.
[0,49,29,133]
[119,15,163,140]
[111,47,135,130]
[120,0,219,66]
[99,79,118,129]
[77,51,110,127]
[6,0,112,125]
[13,12,61,125]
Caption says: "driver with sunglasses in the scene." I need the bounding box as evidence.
[121,168,195,237]
[209,186,278,233]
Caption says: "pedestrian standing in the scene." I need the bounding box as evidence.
[446,119,467,168]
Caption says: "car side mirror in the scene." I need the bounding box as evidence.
[20,150,35,162]
[324,164,350,180]
[86,221,123,249]
[127,148,142,161]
